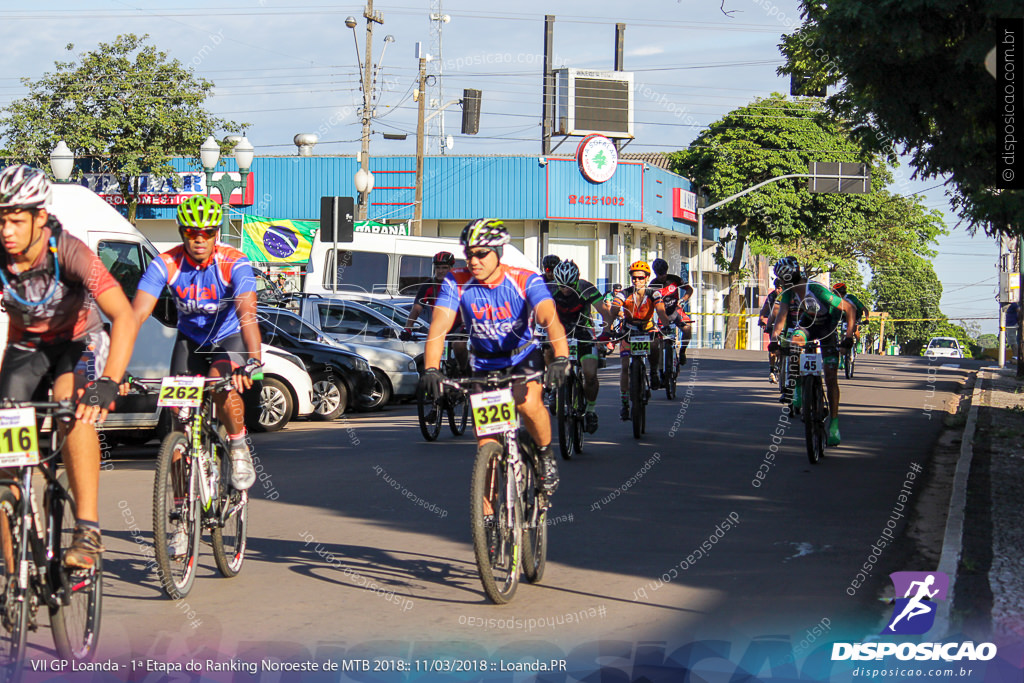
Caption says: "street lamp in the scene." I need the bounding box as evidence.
[199,134,254,247]
[49,141,74,182]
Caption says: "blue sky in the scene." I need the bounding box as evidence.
[0,1,999,333]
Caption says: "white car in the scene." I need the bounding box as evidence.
[250,345,316,431]
[924,337,963,359]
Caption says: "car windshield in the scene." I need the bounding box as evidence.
[929,339,958,349]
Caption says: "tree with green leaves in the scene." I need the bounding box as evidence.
[778,0,1023,236]
[668,93,943,348]
[0,33,245,224]
[870,253,954,356]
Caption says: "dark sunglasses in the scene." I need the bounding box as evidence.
[181,227,219,239]
[464,249,493,260]
[630,274,648,281]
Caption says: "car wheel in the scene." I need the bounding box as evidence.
[249,377,294,432]
[311,373,347,421]
[360,369,392,411]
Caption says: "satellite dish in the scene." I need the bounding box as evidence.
[446,135,454,150]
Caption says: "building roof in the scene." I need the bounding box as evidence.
[622,152,675,171]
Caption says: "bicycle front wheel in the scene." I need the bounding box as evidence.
[447,390,470,436]
[572,373,586,455]
[153,432,201,599]
[416,383,443,442]
[0,487,28,681]
[48,472,102,662]
[665,344,677,400]
[556,379,573,460]
[846,350,855,379]
[630,359,645,439]
[803,377,826,464]
[212,445,248,578]
[469,442,521,604]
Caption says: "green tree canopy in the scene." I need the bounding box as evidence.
[0,33,246,223]
[668,93,944,346]
[778,0,1023,236]
[870,253,955,355]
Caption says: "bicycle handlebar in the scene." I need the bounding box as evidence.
[440,370,544,391]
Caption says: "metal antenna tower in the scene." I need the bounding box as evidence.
[428,2,450,154]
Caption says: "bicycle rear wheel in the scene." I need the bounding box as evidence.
[846,350,856,379]
[803,377,826,464]
[665,344,677,400]
[48,472,102,661]
[212,444,248,578]
[630,359,645,439]
[469,442,521,604]
[153,432,201,599]
[520,444,547,584]
[416,383,443,442]
[447,390,470,436]
[0,488,28,681]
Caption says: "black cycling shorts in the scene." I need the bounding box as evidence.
[788,322,840,368]
[0,330,109,401]
[471,347,545,386]
[170,332,248,376]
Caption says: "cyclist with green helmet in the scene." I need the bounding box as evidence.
[0,164,139,569]
[133,195,262,500]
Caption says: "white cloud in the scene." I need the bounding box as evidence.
[627,46,665,57]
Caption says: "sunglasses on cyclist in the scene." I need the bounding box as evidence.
[464,248,494,260]
[180,227,219,240]
[630,274,648,281]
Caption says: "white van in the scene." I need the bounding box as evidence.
[304,230,538,297]
[0,184,314,439]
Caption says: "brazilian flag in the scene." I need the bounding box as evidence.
[242,215,319,264]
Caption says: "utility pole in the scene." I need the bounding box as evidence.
[358,0,382,221]
[414,56,427,236]
[541,15,554,155]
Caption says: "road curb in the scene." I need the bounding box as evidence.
[934,365,991,638]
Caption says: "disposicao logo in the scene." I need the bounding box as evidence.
[831,570,998,662]
[883,571,948,635]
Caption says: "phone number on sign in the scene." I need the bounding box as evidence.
[568,194,625,206]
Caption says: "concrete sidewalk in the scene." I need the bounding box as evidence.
[951,366,1024,641]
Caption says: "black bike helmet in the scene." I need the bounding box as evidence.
[651,258,669,277]
[542,254,561,272]
[433,251,455,267]
[774,256,802,285]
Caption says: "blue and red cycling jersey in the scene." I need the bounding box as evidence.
[137,244,256,345]
[435,264,552,371]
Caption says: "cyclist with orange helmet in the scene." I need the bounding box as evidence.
[610,260,671,420]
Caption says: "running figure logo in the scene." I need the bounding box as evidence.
[883,571,949,635]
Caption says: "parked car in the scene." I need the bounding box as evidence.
[279,295,425,357]
[924,337,964,359]
[256,308,377,419]
[247,345,317,432]
[258,307,418,408]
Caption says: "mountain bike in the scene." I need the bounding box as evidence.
[443,370,548,604]
[657,324,680,400]
[417,335,470,441]
[798,340,829,464]
[622,325,651,439]
[556,338,586,460]
[143,374,262,599]
[839,322,857,379]
[0,400,103,681]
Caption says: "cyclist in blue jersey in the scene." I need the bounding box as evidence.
[132,195,262,491]
[423,219,569,494]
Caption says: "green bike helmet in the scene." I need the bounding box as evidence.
[177,195,223,228]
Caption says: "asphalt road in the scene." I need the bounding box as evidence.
[17,349,976,680]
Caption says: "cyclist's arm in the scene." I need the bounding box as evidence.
[535,299,569,358]
[425,305,456,369]
[131,290,160,328]
[236,290,261,363]
[840,298,856,342]
[771,292,790,340]
[79,286,138,424]
[403,301,424,329]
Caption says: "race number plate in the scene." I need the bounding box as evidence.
[0,408,39,467]
[157,376,205,408]
[630,334,651,356]
[568,338,579,361]
[534,326,549,344]
[470,388,517,436]
[800,351,824,376]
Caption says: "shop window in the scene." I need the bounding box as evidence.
[322,249,388,293]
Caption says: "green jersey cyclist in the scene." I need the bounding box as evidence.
[768,256,856,446]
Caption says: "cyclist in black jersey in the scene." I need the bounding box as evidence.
[649,258,694,368]
[758,278,783,383]
[541,254,560,284]
[545,259,616,433]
